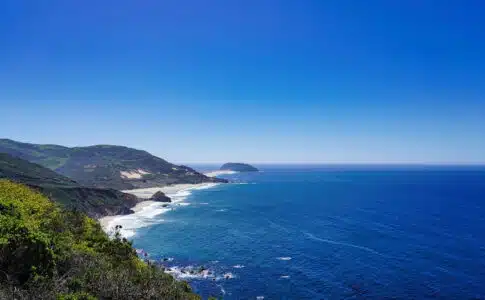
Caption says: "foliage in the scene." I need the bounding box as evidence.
[220,162,258,172]
[0,180,200,299]
[0,153,138,218]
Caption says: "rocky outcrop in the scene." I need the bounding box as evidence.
[220,162,259,172]
[150,191,171,202]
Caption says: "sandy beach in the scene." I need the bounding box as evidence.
[98,182,220,236]
[98,169,236,236]
[204,170,238,177]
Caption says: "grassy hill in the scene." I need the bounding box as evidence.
[0,180,200,299]
[0,139,226,190]
[0,153,138,218]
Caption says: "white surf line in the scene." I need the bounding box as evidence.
[276,257,292,261]
[101,183,222,238]
[204,170,238,177]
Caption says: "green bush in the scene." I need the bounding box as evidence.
[57,291,97,300]
[0,180,200,299]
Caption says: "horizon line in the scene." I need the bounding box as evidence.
[181,162,485,166]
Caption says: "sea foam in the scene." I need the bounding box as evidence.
[276,257,292,261]
[164,265,236,281]
[104,183,220,238]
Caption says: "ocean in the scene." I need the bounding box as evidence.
[127,165,485,299]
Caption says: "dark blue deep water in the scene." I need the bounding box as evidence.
[132,166,485,299]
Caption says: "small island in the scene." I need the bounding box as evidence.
[220,162,259,172]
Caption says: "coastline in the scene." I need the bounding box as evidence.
[99,181,221,237]
[205,170,238,177]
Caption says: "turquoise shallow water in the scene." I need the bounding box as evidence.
[130,165,485,299]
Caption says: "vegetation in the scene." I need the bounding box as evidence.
[0,153,138,218]
[220,163,259,172]
[0,139,226,190]
[0,180,200,299]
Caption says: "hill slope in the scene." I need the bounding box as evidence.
[0,153,138,218]
[0,139,225,190]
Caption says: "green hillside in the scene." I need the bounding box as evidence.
[0,180,200,299]
[0,139,226,190]
[0,153,138,218]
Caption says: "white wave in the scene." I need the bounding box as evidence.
[119,228,136,238]
[166,183,219,202]
[160,257,174,262]
[193,183,221,190]
[217,284,226,295]
[199,202,209,205]
[165,266,214,280]
[104,203,170,238]
[221,272,235,279]
[137,203,171,218]
[257,296,265,300]
[276,257,292,261]
[233,265,245,269]
[216,209,227,212]
[204,170,237,177]
[164,265,236,281]
[280,275,290,279]
[106,183,222,238]
[169,190,192,200]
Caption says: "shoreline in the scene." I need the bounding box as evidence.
[204,170,238,177]
[99,182,221,237]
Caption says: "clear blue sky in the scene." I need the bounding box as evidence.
[1,0,484,164]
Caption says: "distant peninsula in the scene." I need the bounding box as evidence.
[220,162,259,172]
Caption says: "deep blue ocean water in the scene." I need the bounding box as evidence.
[131,165,485,299]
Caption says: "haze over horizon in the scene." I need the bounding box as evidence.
[1,1,484,164]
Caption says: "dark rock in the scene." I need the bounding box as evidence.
[220,162,259,172]
[150,191,171,202]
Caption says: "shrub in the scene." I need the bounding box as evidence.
[0,180,200,299]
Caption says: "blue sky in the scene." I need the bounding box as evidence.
[1,0,484,163]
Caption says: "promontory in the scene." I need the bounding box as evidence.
[220,162,259,172]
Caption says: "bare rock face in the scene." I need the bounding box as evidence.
[150,191,171,202]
